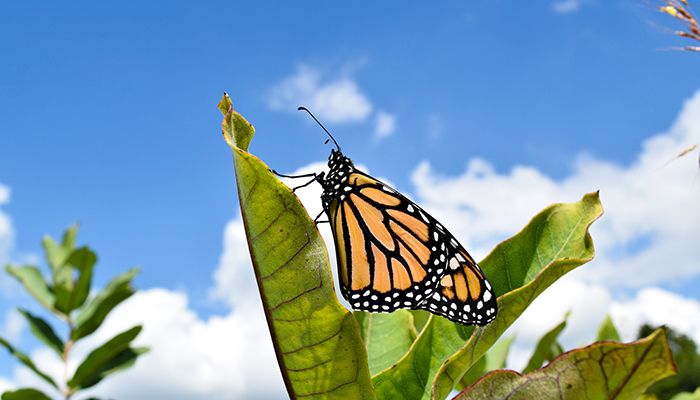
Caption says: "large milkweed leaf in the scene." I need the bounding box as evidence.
[220,93,375,400]
[354,310,417,376]
[1,388,53,400]
[5,265,55,312]
[16,308,64,357]
[431,192,603,400]
[372,192,602,400]
[0,337,58,389]
[453,328,676,400]
[522,312,569,373]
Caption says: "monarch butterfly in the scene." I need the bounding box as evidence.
[276,107,497,326]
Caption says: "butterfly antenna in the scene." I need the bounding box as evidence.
[297,106,341,151]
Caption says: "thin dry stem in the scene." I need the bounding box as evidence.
[660,0,700,50]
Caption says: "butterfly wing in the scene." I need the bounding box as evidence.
[329,171,443,312]
[328,170,497,325]
[418,245,497,326]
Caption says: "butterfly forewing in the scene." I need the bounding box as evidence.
[330,172,444,312]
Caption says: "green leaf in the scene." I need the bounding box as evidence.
[52,264,74,315]
[355,310,417,376]
[1,388,53,400]
[72,268,138,341]
[221,94,375,399]
[432,192,602,400]
[457,335,515,390]
[522,312,569,373]
[453,328,676,400]
[219,93,253,151]
[371,315,474,399]
[71,346,149,391]
[42,224,79,273]
[0,337,58,389]
[5,265,56,312]
[596,314,621,342]
[16,308,64,356]
[44,226,80,314]
[69,326,144,390]
[670,389,700,400]
[410,310,430,334]
[66,247,98,311]
[372,192,602,400]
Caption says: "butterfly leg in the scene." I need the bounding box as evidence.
[291,177,318,192]
[271,170,317,179]
[312,210,329,225]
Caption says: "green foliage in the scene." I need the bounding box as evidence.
[454,328,676,399]
[457,335,515,390]
[354,310,417,376]
[1,226,148,399]
[596,314,622,342]
[638,324,700,399]
[1,388,53,400]
[670,389,700,400]
[222,94,678,400]
[522,312,568,373]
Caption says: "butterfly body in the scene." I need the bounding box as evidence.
[318,149,497,326]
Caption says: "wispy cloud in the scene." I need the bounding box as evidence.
[427,113,444,139]
[0,310,24,344]
[0,183,14,288]
[268,64,372,124]
[552,0,582,14]
[374,110,397,138]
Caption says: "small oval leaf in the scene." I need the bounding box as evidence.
[1,388,53,400]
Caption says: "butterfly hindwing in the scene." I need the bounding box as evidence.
[418,246,497,326]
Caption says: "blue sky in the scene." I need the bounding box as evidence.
[1,1,700,398]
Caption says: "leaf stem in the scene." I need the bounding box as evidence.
[63,317,75,400]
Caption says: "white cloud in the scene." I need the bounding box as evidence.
[411,91,700,287]
[0,183,14,269]
[0,183,15,295]
[611,287,700,344]
[552,0,581,14]
[408,90,700,370]
[374,110,397,138]
[427,113,444,140]
[2,289,286,400]
[268,64,373,124]
[505,278,700,370]
[0,310,24,345]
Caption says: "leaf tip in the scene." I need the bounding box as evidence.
[218,92,232,116]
